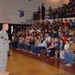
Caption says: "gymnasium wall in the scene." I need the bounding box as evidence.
[0,0,69,24]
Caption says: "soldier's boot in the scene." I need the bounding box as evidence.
[4,71,10,75]
[0,71,10,75]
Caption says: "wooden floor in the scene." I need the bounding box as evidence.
[6,51,75,75]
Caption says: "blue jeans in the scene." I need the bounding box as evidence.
[31,45,37,54]
[64,52,75,65]
[17,43,23,49]
[23,44,28,50]
[36,46,46,54]
[64,52,70,63]
[69,54,75,65]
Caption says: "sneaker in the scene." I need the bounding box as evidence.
[47,54,49,56]
[16,48,20,50]
[21,49,24,51]
[65,64,72,66]
[4,71,10,74]
[24,50,27,52]
[50,57,53,59]
[0,71,10,75]
[38,54,40,57]
[60,59,64,62]
[55,57,57,58]
[28,51,32,53]
[63,61,66,64]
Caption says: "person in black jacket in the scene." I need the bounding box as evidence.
[41,3,45,20]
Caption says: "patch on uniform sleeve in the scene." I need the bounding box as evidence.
[1,36,3,39]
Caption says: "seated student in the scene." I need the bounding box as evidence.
[46,38,55,58]
[64,19,69,27]
[64,40,70,52]
[17,35,24,50]
[23,35,30,52]
[72,7,75,17]
[61,35,67,44]
[59,39,64,60]
[37,37,47,56]
[12,34,19,48]
[63,40,70,62]
[29,35,34,51]
[72,0,75,7]
[73,19,75,28]
[47,38,60,58]
[68,0,73,7]
[64,39,75,66]
[31,36,39,55]
[45,33,51,48]
[54,38,60,58]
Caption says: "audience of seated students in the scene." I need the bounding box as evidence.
[36,0,75,20]
[12,18,75,66]
[11,0,75,67]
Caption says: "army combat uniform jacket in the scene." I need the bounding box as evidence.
[0,29,9,72]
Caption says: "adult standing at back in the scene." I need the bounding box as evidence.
[41,3,45,20]
[0,22,10,75]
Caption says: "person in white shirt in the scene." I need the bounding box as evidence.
[63,40,70,64]
[64,40,70,52]
[37,37,47,56]
[29,28,34,34]
[45,33,51,47]
[62,40,70,63]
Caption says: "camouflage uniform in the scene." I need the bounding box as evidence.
[0,29,9,72]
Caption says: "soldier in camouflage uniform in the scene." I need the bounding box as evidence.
[0,23,9,75]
